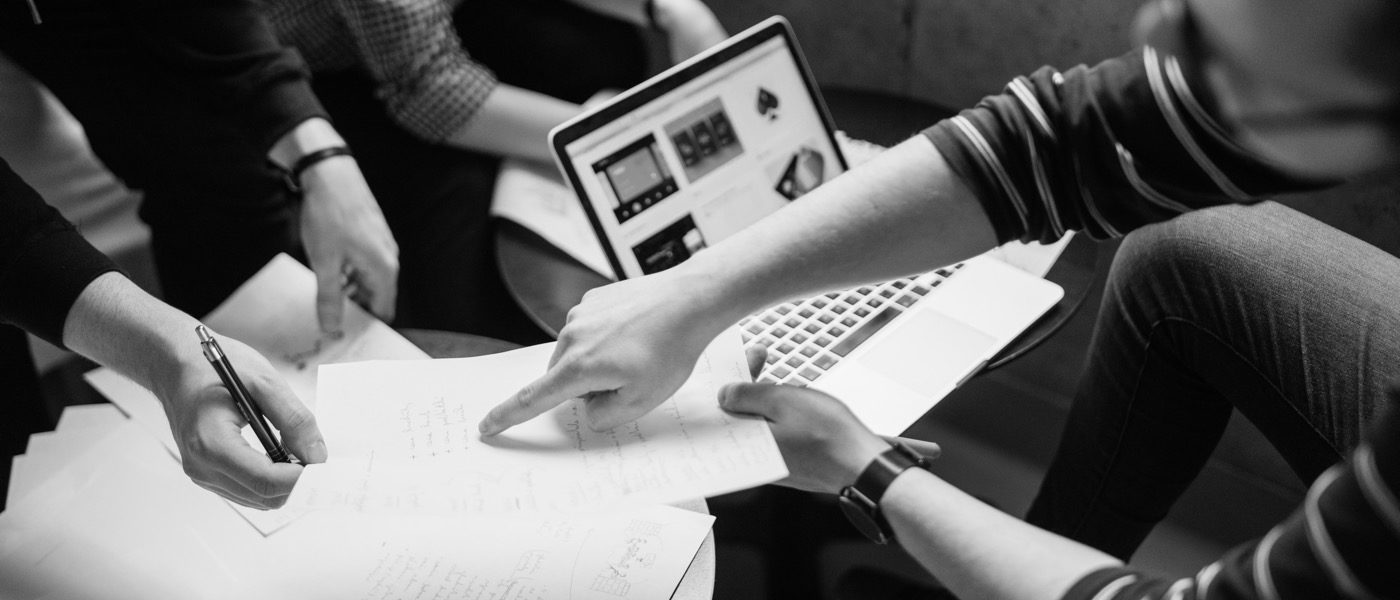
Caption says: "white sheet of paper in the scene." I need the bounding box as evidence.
[0,423,247,600]
[8,404,128,507]
[254,505,713,600]
[988,231,1075,278]
[288,329,785,516]
[81,254,428,535]
[83,355,307,536]
[54,402,127,432]
[6,455,31,509]
[4,420,714,600]
[201,253,430,405]
[490,159,614,278]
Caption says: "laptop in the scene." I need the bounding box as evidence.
[549,16,1064,434]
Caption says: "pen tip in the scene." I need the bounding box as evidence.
[195,324,213,343]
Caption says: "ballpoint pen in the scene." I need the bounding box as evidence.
[196,325,291,463]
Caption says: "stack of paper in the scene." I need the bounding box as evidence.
[85,253,433,535]
[3,254,781,598]
[287,331,787,517]
[2,407,718,600]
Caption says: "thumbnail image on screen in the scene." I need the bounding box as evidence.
[664,98,744,184]
[773,146,827,200]
[591,134,679,224]
[631,214,708,274]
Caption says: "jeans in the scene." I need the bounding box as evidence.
[1025,201,1400,560]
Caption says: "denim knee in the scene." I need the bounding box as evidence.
[1105,202,1328,326]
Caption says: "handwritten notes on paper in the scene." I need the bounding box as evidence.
[275,507,713,600]
[82,254,428,535]
[3,408,715,600]
[287,330,787,516]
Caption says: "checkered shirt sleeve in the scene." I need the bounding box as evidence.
[274,0,498,144]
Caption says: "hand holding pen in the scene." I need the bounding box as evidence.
[150,325,327,509]
[197,325,291,463]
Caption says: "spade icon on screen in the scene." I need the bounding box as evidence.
[757,87,780,120]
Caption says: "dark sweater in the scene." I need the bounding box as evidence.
[0,158,117,348]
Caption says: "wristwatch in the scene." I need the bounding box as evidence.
[837,440,931,544]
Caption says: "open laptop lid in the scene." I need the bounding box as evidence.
[550,16,848,280]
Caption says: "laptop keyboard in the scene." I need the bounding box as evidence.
[739,263,965,386]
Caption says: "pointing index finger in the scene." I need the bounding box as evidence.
[313,260,346,336]
[479,362,604,436]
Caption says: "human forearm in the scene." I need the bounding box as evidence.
[680,135,997,327]
[62,272,327,508]
[564,0,726,62]
[61,273,200,394]
[267,117,346,170]
[447,85,583,163]
[479,135,996,435]
[0,158,119,347]
[716,383,1119,599]
[267,118,400,333]
[560,0,651,26]
[882,469,1121,600]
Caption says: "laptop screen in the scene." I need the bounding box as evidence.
[552,17,847,279]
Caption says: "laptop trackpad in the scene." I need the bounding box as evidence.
[858,310,998,394]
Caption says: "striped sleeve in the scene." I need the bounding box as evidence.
[924,47,1328,245]
[1061,394,1400,600]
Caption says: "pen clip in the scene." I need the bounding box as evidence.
[196,325,224,361]
[25,0,41,24]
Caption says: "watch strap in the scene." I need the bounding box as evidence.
[853,443,923,507]
[839,441,931,544]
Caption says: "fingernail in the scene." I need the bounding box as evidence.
[309,439,328,463]
[717,384,736,405]
[478,420,497,436]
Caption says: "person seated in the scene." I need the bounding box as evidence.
[258,0,725,341]
[1,157,324,510]
[717,346,1400,599]
[474,0,1400,596]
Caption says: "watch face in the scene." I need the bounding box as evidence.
[838,492,891,544]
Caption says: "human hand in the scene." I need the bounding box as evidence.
[152,333,328,509]
[479,268,730,435]
[298,156,400,335]
[653,0,728,63]
[718,380,889,494]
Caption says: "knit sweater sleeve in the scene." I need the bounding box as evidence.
[0,158,119,348]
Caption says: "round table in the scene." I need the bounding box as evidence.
[399,329,716,600]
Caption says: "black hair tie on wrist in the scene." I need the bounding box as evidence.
[279,146,353,195]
